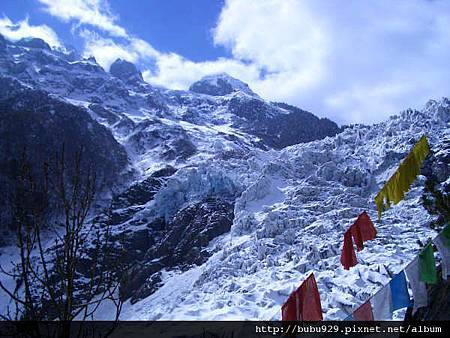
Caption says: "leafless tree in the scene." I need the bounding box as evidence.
[0,146,123,337]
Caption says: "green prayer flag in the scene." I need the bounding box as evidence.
[419,243,437,284]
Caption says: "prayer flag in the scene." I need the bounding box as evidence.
[357,211,377,241]
[297,273,323,321]
[405,257,428,314]
[371,284,393,320]
[353,300,374,321]
[433,228,450,280]
[281,292,297,321]
[390,271,411,311]
[282,274,323,321]
[419,243,437,284]
[341,229,357,270]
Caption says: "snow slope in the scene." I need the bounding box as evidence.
[115,102,449,320]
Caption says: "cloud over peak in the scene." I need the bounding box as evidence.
[0,16,62,48]
[38,0,127,38]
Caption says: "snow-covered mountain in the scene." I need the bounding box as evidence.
[0,34,449,321]
[110,102,448,320]
[189,73,257,97]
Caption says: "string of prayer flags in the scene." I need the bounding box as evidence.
[374,135,430,221]
[405,257,428,314]
[342,224,447,321]
[281,273,323,321]
[433,224,450,279]
[419,243,438,284]
[346,270,413,321]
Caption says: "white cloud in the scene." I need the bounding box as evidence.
[37,0,162,71]
[79,30,137,69]
[210,0,450,124]
[143,53,260,90]
[214,0,327,88]
[79,30,160,70]
[38,0,127,37]
[0,16,62,47]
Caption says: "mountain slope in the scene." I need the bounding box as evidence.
[113,101,449,320]
[0,34,341,314]
[0,77,129,239]
[0,34,448,321]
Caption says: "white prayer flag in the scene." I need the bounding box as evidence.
[371,284,393,320]
[433,234,450,280]
[405,257,428,314]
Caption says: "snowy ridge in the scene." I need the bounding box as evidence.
[189,73,258,97]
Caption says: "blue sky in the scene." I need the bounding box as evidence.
[1,0,229,61]
[1,0,450,124]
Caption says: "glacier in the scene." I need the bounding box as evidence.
[111,103,449,320]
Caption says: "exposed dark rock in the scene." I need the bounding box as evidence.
[16,37,51,50]
[112,165,176,209]
[162,138,197,161]
[120,262,164,301]
[228,99,341,149]
[119,197,235,303]
[0,35,6,51]
[88,103,120,124]
[146,91,169,113]
[110,58,143,83]
[151,166,178,178]
[109,166,177,225]
[422,138,450,228]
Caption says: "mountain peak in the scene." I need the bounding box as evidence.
[15,37,51,50]
[189,73,256,97]
[110,58,143,83]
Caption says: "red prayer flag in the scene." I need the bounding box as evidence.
[350,223,364,251]
[349,211,377,252]
[353,300,374,321]
[340,229,357,270]
[357,211,377,241]
[297,273,323,321]
[281,292,297,321]
[281,274,323,321]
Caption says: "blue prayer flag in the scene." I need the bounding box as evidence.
[390,271,412,310]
